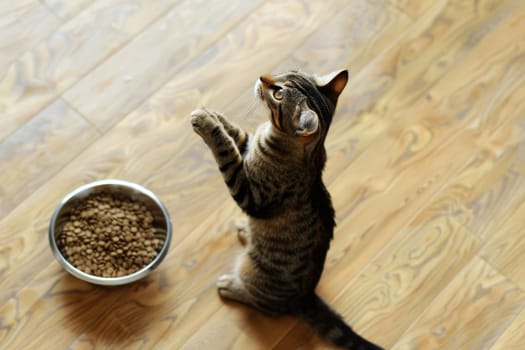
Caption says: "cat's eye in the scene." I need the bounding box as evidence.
[273,88,284,100]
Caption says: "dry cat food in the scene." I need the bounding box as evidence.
[57,192,164,278]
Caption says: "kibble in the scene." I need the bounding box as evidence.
[56,191,164,278]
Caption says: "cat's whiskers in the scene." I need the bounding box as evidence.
[246,103,255,116]
[245,98,261,121]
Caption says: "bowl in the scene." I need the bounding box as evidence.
[49,179,172,286]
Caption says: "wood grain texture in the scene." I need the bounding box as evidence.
[2,0,525,348]
[0,99,99,218]
[426,117,525,241]
[271,0,411,75]
[386,0,436,18]
[481,197,525,290]
[41,0,93,20]
[0,0,61,71]
[316,0,525,185]
[391,257,525,350]
[151,0,358,127]
[0,0,184,141]
[62,0,264,131]
[490,307,525,350]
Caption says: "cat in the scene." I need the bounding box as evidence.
[190,69,383,350]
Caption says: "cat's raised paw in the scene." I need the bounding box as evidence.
[190,109,219,135]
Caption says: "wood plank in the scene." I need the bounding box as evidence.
[179,305,296,350]
[341,0,513,123]
[490,308,525,350]
[0,64,58,142]
[318,0,525,185]
[425,110,525,241]
[62,0,264,131]
[480,198,525,290]
[0,0,61,71]
[386,0,436,18]
[391,257,525,350]
[412,47,525,238]
[0,99,100,218]
[41,0,93,20]
[272,0,411,76]
[0,0,184,141]
[416,21,525,238]
[463,124,525,241]
[422,146,525,240]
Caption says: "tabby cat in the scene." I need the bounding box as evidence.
[190,69,383,350]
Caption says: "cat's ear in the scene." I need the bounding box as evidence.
[295,109,319,136]
[316,69,348,102]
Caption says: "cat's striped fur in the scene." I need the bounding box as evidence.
[190,70,383,350]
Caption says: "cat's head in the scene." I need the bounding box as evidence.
[255,69,348,141]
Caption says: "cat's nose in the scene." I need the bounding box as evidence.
[259,75,274,86]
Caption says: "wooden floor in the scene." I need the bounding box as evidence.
[2,0,525,349]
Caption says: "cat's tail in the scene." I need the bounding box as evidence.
[295,293,384,350]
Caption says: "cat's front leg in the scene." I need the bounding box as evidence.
[196,109,250,154]
[210,111,250,154]
[191,109,250,207]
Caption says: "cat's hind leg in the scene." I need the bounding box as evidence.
[217,274,251,303]
[218,253,282,318]
[217,253,253,304]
